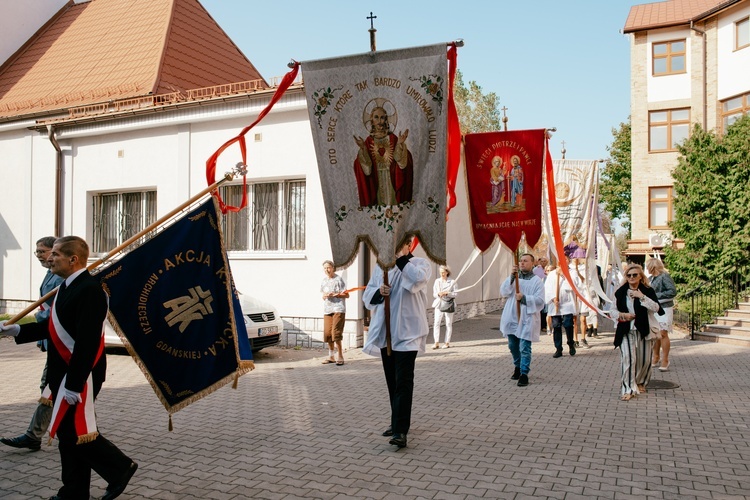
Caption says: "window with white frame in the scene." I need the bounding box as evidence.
[721,92,750,131]
[92,190,156,253]
[652,39,686,75]
[737,17,749,50]
[649,186,673,229]
[649,108,690,152]
[220,180,306,252]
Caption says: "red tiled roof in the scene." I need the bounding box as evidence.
[624,0,742,33]
[0,0,266,118]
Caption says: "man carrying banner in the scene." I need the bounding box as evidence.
[500,254,545,387]
[363,236,431,449]
[1,236,137,500]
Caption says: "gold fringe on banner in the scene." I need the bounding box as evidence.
[76,431,99,445]
[168,414,173,432]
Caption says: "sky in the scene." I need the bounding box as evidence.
[200,0,645,162]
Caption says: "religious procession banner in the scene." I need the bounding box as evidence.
[302,43,449,268]
[543,159,609,304]
[99,198,253,415]
[463,129,546,252]
[548,159,598,253]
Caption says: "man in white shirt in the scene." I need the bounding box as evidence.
[363,236,431,449]
[545,259,581,358]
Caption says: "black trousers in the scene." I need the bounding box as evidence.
[380,348,418,435]
[551,314,575,352]
[56,405,132,500]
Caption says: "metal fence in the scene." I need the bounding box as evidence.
[677,265,750,338]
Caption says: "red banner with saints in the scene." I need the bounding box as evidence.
[464,129,546,252]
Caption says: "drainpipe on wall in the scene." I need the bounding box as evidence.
[690,21,708,130]
[47,125,63,237]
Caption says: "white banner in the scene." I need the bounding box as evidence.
[303,44,447,269]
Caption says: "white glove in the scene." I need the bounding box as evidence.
[62,388,82,405]
[0,321,21,337]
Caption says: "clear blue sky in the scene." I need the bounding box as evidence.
[201,0,644,162]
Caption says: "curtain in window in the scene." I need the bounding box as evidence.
[92,191,156,253]
[93,193,118,253]
[220,185,249,250]
[285,181,306,250]
[253,183,279,250]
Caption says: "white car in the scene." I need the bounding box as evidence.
[237,293,283,352]
[104,293,283,352]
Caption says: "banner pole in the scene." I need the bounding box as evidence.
[4,169,240,325]
[383,268,392,356]
[514,251,521,319]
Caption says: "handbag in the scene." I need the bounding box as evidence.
[438,297,455,313]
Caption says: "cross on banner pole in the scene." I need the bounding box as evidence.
[367,12,377,52]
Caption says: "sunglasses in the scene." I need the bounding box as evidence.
[626,273,640,278]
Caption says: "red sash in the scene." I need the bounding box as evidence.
[47,288,105,445]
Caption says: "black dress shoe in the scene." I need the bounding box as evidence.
[1,435,41,451]
[553,351,563,358]
[389,433,407,448]
[49,496,66,500]
[517,374,529,387]
[101,461,138,500]
[381,426,393,437]
[569,346,576,356]
[511,366,521,380]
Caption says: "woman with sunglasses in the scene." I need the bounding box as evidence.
[608,264,664,401]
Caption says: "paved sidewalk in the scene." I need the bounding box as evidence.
[1,313,750,499]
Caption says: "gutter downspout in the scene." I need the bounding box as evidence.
[47,125,63,237]
[690,21,708,130]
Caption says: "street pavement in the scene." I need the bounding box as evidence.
[1,312,750,499]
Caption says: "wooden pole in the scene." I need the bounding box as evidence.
[514,252,521,319]
[383,268,392,356]
[4,172,236,325]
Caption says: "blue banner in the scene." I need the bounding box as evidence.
[99,198,253,414]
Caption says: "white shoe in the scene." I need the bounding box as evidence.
[658,363,670,372]
[441,343,450,349]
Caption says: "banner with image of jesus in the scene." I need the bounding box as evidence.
[303,44,448,269]
[464,129,546,252]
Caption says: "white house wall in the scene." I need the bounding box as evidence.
[647,28,692,102]
[717,4,750,100]
[1,90,506,348]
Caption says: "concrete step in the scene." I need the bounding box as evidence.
[724,308,750,320]
[694,330,750,347]
[714,316,750,328]
[703,324,750,335]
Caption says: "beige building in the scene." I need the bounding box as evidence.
[623,0,750,262]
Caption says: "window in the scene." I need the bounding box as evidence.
[721,92,750,130]
[92,190,156,253]
[220,180,306,252]
[649,187,673,229]
[649,108,690,152]
[737,17,750,50]
[652,40,686,75]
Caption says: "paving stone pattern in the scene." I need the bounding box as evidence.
[1,313,749,499]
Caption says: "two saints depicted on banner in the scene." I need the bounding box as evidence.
[100,199,253,415]
[303,44,449,268]
[464,129,547,253]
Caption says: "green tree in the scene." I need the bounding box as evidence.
[452,70,502,134]
[665,115,750,288]
[599,119,631,236]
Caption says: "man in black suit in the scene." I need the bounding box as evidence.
[1,236,137,500]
